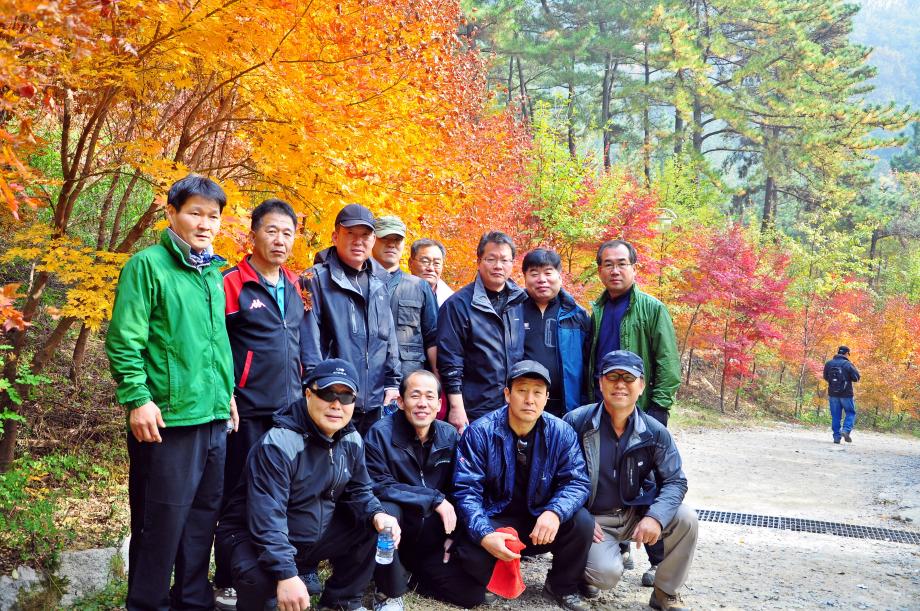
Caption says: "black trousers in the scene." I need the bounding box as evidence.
[229,509,377,610]
[126,420,227,611]
[425,508,594,609]
[214,414,275,588]
[374,501,451,599]
[351,406,382,437]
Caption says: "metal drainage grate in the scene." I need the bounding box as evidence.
[696,509,920,545]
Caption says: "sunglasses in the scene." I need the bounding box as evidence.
[603,371,638,384]
[312,386,357,405]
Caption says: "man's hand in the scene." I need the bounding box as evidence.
[481,531,522,561]
[372,512,402,547]
[129,401,165,443]
[530,510,561,546]
[593,519,605,544]
[383,388,400,407]
[276,575,310,611]
[434,499,457,534]
[229,396,239,432]
[631,516,662,546]
[447,394,469,433]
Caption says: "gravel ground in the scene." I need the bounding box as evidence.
[406,423,920,610]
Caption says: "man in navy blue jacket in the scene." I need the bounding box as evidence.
[823,345,861,443]
[447,360,594,611]
[215,359,400,611]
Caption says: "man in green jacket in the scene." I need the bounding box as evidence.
[106,174,236,611]
[587,239,681,586]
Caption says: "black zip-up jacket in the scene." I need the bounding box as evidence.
[823,354,860,398]
[223,257,322,417]
[564,402,688,528]
[364,409,458,515]
[216,401,383,581]
[436,275,527,421]
[305,250,401,413]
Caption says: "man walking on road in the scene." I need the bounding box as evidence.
[823,345,860,444]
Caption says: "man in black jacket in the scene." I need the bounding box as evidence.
[215,359,400,611]
[365,370,459,611]
[436,231,526,431]
[216,198,323,606]
[823,345,861,444]
[305,203,401,436]
[565,351,697,611]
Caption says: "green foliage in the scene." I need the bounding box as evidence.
[0,346,50,434]
[890,123,920,173]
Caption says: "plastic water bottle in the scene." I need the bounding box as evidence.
[375,526,395,564]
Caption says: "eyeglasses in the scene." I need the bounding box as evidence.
[482,257,513,267]
[312,386,357,405]
[600,262,635,272]
[415,257,443,268]
[515,438,528,467]
[603,371,638,384]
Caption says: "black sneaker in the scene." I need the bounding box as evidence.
[542,581,590,611]
[834,438,841,444]
[641,564,658,587]
[843,431,852,442]
[578,582,600,599]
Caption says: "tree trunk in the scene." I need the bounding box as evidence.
[643,41,651,186]
[674,109,684,154]
[566,68,576,158]
[69,324,92,386]
[601,51,614,170]
[685,347,695,386]
[761,174,776,233]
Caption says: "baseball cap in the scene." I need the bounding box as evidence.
[599,350,645,378]
[334,203,375,229]
[374,215,406,238]
[304,358,359,392]
[507,360,552,387]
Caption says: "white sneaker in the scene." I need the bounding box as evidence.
[214,586,237,610]
[373,593,405,611]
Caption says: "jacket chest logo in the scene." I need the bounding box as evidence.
[250,299,266,310]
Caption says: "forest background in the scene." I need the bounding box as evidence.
[0,0,918,589]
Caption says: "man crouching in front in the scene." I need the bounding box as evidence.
[215,358,400,611]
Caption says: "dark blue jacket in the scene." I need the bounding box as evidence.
[436,275,527,421]
[215,401,383,581]
[536,289,591,412]
[453,407,590,543]
[564,403,687,528]
[823,354,860,398]
[364,409,458,515]
[223,256,322,417]
[305,250,401,412]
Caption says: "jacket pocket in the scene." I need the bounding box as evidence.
[166,349,179,411]
[239,350,254,389]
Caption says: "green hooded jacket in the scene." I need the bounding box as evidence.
[587,285,681,412]
[105,230,233,426]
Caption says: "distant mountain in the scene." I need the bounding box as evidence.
[852,0,920,109]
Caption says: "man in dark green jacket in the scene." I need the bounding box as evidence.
[106,174,236,611]
[587,239,681,585]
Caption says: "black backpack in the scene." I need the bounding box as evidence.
[827,364,848,394]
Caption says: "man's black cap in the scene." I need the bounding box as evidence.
[334,203,375,229]
[837,345,850,355]
[507,359,552,387]
[599,350,645,378]
[304,358,359,392]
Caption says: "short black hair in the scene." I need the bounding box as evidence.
[410,238,446,259]
[399,369,441,398]
[477,231,516,259]
[251,198,298,231]
[167,174,227,213]
[596,239,637,265]
[522,248,562,273]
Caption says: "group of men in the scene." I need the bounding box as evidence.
[106,174,698,611]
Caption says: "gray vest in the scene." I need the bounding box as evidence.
[390,274,428,375]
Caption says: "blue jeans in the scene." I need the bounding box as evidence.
[829,396,856,440]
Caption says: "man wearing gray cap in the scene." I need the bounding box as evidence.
[565,350,697,611]
[303,203,401,436]
[371,215,439,380]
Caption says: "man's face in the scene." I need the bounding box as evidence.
[250,211,296,269]
[504,377,548,428]
[599,369,646,413]
[332,225,375,269]
[306,383,356,437]
[372,234,405,270]
[398,373,440,431]
[166,195,222,252]
[524,264,562,304]
[409,245,445,289]
[477,242,514,292]
[597,244,637,298]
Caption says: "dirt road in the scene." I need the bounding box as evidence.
[409,423,920,610]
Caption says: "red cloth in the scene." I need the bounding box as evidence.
[486,527,527,599]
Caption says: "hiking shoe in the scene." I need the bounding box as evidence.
[542,581,591,611]
[302,569,323,595]
[622,548,635,570]
[578,582,600,599]
[833,438,841,444]
[214,587,237,610]
[483,591,498,605]
[649,586,691,610]
[641,564,658,587]
[373,592,404,611]
[843,431,852,442]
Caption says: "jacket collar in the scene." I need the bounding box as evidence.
[161,229,225,271]
[324,249,387,298]
[391,409,449,452]
[471,274,527,315]
[586,401,650,451]
[238,255,299,287]
[592,284,636,310]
